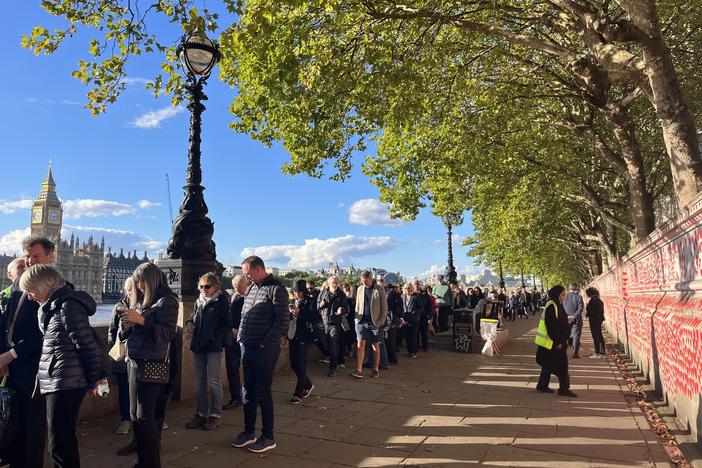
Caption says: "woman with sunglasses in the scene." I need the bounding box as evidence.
[184,272,232,431]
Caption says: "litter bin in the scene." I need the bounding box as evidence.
[453,308,475,352]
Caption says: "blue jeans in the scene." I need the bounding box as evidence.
[241,345,280,440]
[570,318,583,356]
[192,351,223,417]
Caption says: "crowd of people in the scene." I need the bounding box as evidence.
[0,235,606,467]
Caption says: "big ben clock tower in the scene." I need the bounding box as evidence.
[30,164,63,242]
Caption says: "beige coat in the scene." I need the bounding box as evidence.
[355,283,388,328]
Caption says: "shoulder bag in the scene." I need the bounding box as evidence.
[136,343,170,385]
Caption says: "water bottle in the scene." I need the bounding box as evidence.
[97,381,110,398]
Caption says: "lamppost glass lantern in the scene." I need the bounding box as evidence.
[177,35,221,78]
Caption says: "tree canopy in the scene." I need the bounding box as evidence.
[23,0,702,284]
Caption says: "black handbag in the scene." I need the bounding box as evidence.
[136,344,170,385]
[0,376,16,452]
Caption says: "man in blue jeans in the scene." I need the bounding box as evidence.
[231,256,289,453]
[563,283,584,358]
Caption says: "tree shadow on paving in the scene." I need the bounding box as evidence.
[75,317,665,468]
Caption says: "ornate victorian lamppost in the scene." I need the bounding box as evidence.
[166,34,221,266]
[441,212,463,284]
[156,33,223,401]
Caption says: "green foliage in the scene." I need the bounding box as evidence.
[21,0,702,284]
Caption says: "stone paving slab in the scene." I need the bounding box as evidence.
[70,316,671,467]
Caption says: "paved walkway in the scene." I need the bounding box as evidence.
[76,317,670,467]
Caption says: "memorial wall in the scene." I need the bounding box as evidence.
[589,192,702,446]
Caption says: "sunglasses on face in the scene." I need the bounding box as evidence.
[198,284,213,290]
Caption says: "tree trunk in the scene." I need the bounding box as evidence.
[601,104,656,243]
[629,2,702,206]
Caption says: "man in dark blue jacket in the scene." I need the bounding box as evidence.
[231,256,288,454]
[0,237,55,467]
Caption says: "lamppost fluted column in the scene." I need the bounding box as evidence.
[166,76,217,263]
[498,259,505,289]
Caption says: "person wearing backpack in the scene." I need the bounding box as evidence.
[19,264,108,467]
[535,285,577,397]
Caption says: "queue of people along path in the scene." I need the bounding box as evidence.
[0,238,606,466]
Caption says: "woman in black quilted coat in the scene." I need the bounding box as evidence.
[120,263,178,468]
[20,264,107,468]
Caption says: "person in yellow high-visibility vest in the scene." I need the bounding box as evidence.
[535,285,577,397]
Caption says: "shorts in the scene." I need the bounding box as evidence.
[355,322,382,343]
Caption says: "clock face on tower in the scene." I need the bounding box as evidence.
[49,209,60,224]
[32,208,43,223]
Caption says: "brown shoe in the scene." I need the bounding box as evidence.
[185,415,207,429]
[372,369,380,378]
[202,416,220,431]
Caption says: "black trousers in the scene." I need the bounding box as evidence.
[589,320,606,354]
[242,345,280,440]
[395,326,404,349]
[385,328,398,364]
[312,324,330,358]
[419,317,429,351]
[405,321,420,354]
[116,371,130,421]
[224,343,242,402]
[537,348,570,391]
[128,359,167,468]
[46,388,86,468]
[288,340,312,396]
[5,380,46,468]
[326,325,344,370]
[437,306,451,332]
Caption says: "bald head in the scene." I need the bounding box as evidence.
[7,258,26,282]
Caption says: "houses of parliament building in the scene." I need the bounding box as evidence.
[0,167,150,302]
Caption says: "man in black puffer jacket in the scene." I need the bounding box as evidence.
[0,237,56,468]
[232,256,288,454]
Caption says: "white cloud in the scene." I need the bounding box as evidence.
[0,228,30,256]
[0,199,33,214]
[62,225,166,255]
[414,263,484,281]
[3,197,159,220]
[122,77,152,86]
[137,199,162,209]
[348,199,403,227]
[62,99,81,106]
[129,105,185,129]
[63,199,136,219]
[241,235,400,269]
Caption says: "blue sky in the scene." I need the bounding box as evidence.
[0,2,481,279]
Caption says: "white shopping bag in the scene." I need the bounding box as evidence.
[480,319,499,356]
